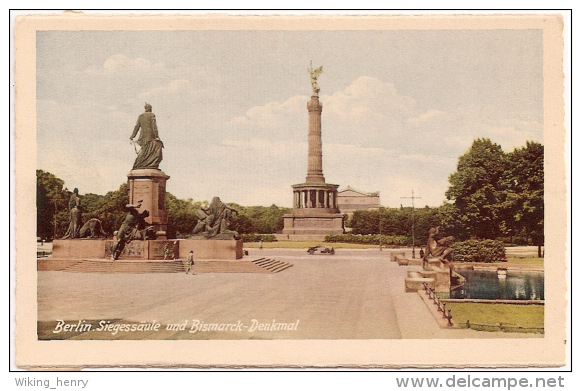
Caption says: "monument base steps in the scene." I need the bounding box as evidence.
[39,259,185,273]
[188,258,293,274]
[38,257,294,274]
[252,258,293,273]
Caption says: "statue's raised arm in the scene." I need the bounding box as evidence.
[307,62,323,96]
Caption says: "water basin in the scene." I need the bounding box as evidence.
[451,269,544,300]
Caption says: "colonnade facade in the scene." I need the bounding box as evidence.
[293,187,338,210]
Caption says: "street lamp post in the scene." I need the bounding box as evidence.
[379,216,382,251]
[401,190,421,259]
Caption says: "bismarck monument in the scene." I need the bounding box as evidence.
[48,103,242,267]
[282,64,345,239]
[128,102,169,239]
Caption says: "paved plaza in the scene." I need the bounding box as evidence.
[37,248,541,340]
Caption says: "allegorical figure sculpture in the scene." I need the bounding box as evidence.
[162,240,179,260]
[422,227,454,265]
[130,102,164,170]
[307,61,323,96]
[112,202,155,260]
[190,197,239,240]
[61,188,82,239]
[78,218,107,238]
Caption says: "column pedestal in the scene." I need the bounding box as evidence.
[127,169,170,239]
[282,182,344,239]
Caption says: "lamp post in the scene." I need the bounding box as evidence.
[401,190,421,259]
[379,215,382,251]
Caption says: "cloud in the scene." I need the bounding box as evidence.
[407,109,449,125]
[397,153,457,165]
[325,76,417,119]
[37,73,543,208]
[230,95,306,129]
[227,77,421,147]
[83,54,167,76]
[484,118,543,151]
[221,138,305,158]
[137,79,194,103]
[325,143,391,158]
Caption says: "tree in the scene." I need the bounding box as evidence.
[349,210,379,235]
[445,138,509,239]
[229,204,291,234]
[504,141,544,256]
[36,170,68,240]
[82,184,129,235]
[438,202,465,239]
[166,194,200,238]
[348,206,445,241]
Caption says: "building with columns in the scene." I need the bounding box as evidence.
[282,72,345,239]
[337,186,381,218]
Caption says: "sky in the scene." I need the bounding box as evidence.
[36,29,543,208]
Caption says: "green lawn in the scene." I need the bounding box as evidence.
[446,302,544,333]
[505,257,544,268]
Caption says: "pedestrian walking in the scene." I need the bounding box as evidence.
[186,250,194,274]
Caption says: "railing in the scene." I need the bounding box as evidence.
[421,283,544,333]
[422,282,453,326]
[459,320,544,333]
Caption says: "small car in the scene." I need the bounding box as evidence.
[307,245,335,255]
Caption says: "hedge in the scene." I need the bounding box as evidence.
[324,234,410,246]
[240,233,278,242]
[451,239,507,263]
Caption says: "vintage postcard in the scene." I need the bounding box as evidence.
[14,12,568,369]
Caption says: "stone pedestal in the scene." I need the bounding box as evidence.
[52,239,109,259]
[50,238,243,261]
[127,169,169,239]
[178,239,243,260]
[282,183,345,236]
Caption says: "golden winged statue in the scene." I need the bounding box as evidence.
[307,61,323,96]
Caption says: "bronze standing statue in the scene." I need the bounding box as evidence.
[130,103,164,170]
[61,188,82,239]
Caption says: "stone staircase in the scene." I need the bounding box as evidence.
[252,258,293,273]
[56,259,185,274]
[39,257,293,274]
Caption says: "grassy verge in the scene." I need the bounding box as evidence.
[243,241,382,249]
[446,302,544,333]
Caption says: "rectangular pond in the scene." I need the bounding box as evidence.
[451,269,544,300]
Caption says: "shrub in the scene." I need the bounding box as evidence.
[451,239,507,263]
[240,233,277,242]
[324,234,410,246]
